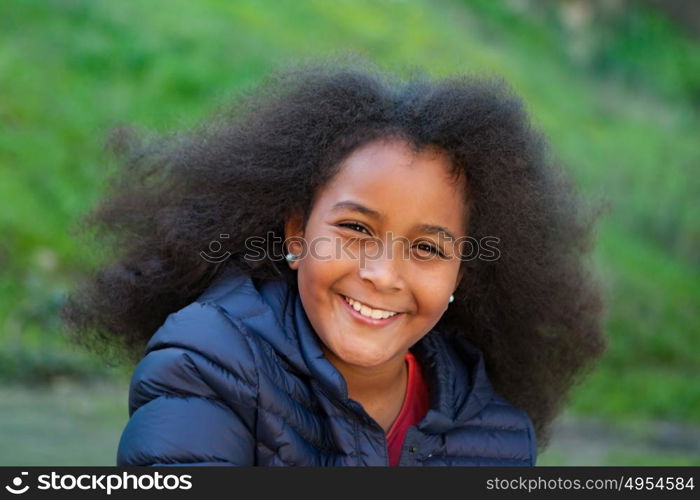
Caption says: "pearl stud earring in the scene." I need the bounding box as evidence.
[449,294,454,303]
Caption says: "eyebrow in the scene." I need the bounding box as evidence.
[330,200,460,241]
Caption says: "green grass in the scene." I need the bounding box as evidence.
[0,0,698,428]
[569,218,700,422]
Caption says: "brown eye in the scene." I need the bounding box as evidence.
[414,242,445,258]
[338,222,370,235]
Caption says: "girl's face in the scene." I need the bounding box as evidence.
[285,138,467,371]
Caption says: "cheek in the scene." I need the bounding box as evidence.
[305,236,336,261]
[418,292,448,316]
[296,239,350,299]
[412,269,458,313]
[301,237,357,278]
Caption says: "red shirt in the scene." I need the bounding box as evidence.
[386,351,430,466]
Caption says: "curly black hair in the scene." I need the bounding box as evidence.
[61,56,608,450]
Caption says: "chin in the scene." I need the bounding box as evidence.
[334,342,390,368]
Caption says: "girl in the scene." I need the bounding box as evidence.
[61,58,608,466]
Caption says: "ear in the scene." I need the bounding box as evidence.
[283,211,305,270]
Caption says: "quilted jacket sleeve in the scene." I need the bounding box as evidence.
[116,302,258,466]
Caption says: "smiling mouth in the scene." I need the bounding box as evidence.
[339,294,403,322]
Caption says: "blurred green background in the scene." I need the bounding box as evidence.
[1,0,698,466]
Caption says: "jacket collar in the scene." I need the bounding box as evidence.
[198,267,494,432]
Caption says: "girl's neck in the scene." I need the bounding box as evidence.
[321,345,408,431]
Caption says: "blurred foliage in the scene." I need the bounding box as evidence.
[0,0,698,427]
[468,0,700,105]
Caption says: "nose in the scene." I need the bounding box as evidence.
[356,238,406,293]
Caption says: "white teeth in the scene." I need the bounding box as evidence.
[370,309,385,320]
[343,296,397,319]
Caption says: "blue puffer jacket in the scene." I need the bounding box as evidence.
[117,267,537,466]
